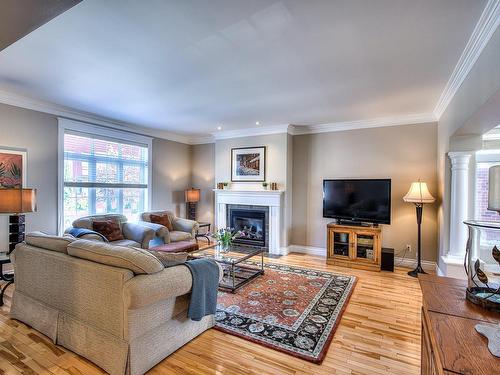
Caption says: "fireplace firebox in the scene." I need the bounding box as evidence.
[227,205,268,248]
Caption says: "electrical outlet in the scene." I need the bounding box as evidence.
[406,244,412,253]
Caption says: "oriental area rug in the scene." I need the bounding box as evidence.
[214,262,356,363]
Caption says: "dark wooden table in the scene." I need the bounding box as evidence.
[418,274,500,374]
[195,222,211,242]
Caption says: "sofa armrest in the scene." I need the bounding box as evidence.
[123,263,223,309]
[136,221,170,244]
[122,222,155,249]
[173,218,199,237]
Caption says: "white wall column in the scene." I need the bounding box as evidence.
[441,152,472,278]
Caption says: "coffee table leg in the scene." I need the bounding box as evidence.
[232,263,236,292]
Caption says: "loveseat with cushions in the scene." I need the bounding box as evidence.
[65,213,154,249]
[10,232,222,375]
[139,210,198,246]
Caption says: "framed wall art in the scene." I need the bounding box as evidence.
[0,148,27,188]
[231,146,266,182]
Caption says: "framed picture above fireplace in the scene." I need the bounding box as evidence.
[231,146,266,182]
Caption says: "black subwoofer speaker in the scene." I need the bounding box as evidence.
[381,247,394,272]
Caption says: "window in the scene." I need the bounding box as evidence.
[59,120,151,230]
[474,151,500,262]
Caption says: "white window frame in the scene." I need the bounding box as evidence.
[58,118,153,233]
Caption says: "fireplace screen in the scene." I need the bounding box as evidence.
[229,209,266,247]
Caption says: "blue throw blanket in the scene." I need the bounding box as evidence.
[67,228,108,242]
[184,258,220,321]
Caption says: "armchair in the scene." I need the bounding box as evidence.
[140,210,199,245]
[65,214,154,249]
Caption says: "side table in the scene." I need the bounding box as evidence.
[195,222,211,242]
[0,252,14,307]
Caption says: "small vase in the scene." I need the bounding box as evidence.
[220,242,231,252]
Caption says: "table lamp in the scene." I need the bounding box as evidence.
[0,188,37,253]
[185,188,200,221]
[403,181,435,277]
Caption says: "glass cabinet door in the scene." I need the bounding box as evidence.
[333,231,351,257]
[354,233,376,261]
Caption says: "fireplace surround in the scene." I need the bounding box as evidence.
[214,189,285,255]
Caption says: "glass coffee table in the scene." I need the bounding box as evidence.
[189,244,264,292]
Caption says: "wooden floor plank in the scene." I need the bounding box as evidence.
[0,252,423,374]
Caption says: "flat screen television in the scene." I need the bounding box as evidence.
[323,179,391,224]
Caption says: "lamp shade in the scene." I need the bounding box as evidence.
[403,182,435,204]
[0,188,37,213]
[185,188,200,203]
[488,165,500,212]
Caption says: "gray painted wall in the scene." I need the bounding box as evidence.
[292,123,438,261]
[0,103,59,247]
[191,143,215,226]
[151,137,192,218]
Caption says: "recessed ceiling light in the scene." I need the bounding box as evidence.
[217,126,222,131]
[255,121,260,125]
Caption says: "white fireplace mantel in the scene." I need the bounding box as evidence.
[213,189,285,255]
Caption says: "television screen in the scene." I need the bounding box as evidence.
[323,179,391,224]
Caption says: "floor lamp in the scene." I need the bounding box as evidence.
[403,181,435,277]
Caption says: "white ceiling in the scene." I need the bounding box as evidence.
[0,0,488,139]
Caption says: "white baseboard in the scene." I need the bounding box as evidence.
[286,245,327,257]
[394,257,438,273]
[286,244,439,272]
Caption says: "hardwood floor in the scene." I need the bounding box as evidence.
[0,252,423,375]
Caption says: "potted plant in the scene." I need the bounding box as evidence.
[222,182,229,190]
[262,182,268,190]
[212,228,245,252]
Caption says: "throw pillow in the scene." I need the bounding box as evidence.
[145,249,188,267]
[150,213,174,231]
[92,220,124,242]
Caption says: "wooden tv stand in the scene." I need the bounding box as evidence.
[326,223,381,271]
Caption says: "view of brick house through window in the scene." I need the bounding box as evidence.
[475,162,500,222]
[63,132,149,228]
[475,159,500,251]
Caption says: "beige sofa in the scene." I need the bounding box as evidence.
[10,232,222,375]
[140,210,199,245]
[66,214,154,249]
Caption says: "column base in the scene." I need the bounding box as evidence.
[440,254,467,279]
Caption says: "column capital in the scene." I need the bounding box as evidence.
[448,152,472,170]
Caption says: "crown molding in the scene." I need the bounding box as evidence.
[0,89,192,144]
[211,124,292,141]
[187,135,216,144]
[290,113,436,135]
[192,113,436,142]
[433,0,500,119]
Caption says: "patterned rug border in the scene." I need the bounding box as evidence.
[214,261,357,364]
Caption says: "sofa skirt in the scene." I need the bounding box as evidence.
[11,290,215,375]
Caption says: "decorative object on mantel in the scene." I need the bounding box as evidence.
[212,227,244,252]
[231,146,266,182]
[270,182,278,190]
[222,182,229,189]
[185,187,200,221]
[215,262,356,363]
[403,180,435,277]
[475,323,500,357]
[262,182,268,190]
